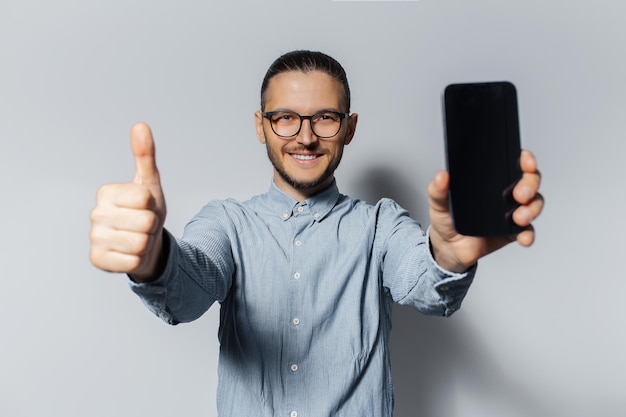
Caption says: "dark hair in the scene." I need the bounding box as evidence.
[260,50,351,112]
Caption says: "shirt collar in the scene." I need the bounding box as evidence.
[267,179,341,222]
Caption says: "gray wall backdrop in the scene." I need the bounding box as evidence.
[2,0,625,416]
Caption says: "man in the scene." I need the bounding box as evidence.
[90,50,543,416]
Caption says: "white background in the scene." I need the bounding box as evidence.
[1,1,625,416]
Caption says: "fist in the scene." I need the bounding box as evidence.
[89,123,167,281]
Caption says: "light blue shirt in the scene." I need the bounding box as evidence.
[130,180,476,417]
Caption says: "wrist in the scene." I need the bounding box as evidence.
[427,227,472,273]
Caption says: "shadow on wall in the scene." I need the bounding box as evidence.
[349,166,549,417]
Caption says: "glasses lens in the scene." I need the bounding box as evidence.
[269,111,301,137]
[311,112,342,138]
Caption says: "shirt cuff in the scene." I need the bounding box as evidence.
[426,226,477,316]
[127,229,179,324]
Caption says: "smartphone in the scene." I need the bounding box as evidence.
[443,81,523,237]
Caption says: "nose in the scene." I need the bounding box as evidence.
[296,118,318,146]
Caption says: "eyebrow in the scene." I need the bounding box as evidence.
[265,108,345,114]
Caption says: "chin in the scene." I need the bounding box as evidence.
[281,171,332,192]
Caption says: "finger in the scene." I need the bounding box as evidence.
[91,205,160,234]
[516,224,535,247]
[96,183,155,210]
[512,193,545,226]
[89,247,144,273]
[428,171,450,213]
[513,172,541,205]
[513,151,541,204]
[520,149,539,174]
[90,226,152,256]
[131,122,160,186]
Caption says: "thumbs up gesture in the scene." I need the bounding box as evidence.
[89,123,167,282]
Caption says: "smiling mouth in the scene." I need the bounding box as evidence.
[291,154,319,161]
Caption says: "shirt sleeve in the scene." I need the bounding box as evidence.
[376,199,476,317]
[128,202,236,325]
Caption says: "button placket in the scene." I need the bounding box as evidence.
[285,206,311,410]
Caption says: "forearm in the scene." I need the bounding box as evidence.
[391,241,476,317]
[128,230,227,324]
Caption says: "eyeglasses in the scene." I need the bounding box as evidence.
[262,110,349,139]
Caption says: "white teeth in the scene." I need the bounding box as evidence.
[292,154,316,160]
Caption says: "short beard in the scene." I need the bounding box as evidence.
[272,152,338,191]
[264,129,347,193]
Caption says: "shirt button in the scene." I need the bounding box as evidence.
[295,240,302,247]
[313,213,320,219]
[297,206,304,213]
[282,213,289,219]
[290,364,298,372]
[292,317,300,326]
[293,272,301,280]
[290,412,298,417]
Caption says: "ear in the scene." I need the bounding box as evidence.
[343,113,358,145]
[255,111,267,144]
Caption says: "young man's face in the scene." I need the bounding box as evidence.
[255,70,358,201]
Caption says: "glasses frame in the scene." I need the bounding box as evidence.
[262,110,350,139]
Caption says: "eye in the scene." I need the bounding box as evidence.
[314,112,340,122]
[316,112,340,123]
[272,112,297,123]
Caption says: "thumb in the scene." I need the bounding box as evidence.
[428,170,450,214]
[131,122,160,186]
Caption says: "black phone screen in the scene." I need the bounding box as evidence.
[443,81,523,237]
